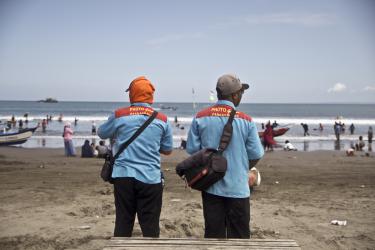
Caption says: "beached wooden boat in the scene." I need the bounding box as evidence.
[258,127,289,138]
[0,127,38,146]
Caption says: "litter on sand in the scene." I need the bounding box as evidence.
[170,199,181,202]
[76,225,91,230]
[330,220,347,226]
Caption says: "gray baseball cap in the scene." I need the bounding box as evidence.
[216,74,249,96]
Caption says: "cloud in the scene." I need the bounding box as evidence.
[244,13,335,27]
[146,32,204,46]
[328,83,347,93]
[146,12,334,46]
[363,85,375,92]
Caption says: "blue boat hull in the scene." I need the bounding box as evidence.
[0,127,37,146]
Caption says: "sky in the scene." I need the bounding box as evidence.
[0,0,374,103]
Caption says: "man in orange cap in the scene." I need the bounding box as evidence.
[98,76,173,237]
[126,76,155,104]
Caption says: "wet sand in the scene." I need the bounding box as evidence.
[0,147,374,249]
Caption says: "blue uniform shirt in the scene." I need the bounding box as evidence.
[186,100,264,198]
[98,103,173,184]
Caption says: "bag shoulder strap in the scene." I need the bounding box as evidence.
[217,108,236,153]
[113,110,158,160]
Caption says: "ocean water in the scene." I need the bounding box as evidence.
[0,101,374,151]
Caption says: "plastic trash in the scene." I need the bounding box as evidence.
[330,220,347,226]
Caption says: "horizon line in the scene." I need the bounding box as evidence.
[0,99,374,105]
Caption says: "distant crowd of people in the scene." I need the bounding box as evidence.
[2,112,373,155]
[60,120,107,157]
[4,113,98,135]
[2,114,30,131]
[62,120,109,158]
[81,139,110,158]
[334,121,352,140]
[257,119,373,153]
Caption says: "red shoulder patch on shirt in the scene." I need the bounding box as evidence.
[196,106,213,118]
[156,112,168,123]
[236,111,252,122]
[115,106,168,122]
[196,105,233,118]
[196,105,252,121]
[115,107,131,118]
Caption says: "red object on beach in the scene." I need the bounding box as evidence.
[258,127,289,138]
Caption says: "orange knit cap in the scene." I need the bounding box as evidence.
[126,76,155,104]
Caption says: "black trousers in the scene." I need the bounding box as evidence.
[113,177,163,237]
[202,191,250,239]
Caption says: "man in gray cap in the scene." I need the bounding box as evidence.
[186,74,264,238]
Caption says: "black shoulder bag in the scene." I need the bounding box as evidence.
[175,108,236,191]
[101,111,158,183]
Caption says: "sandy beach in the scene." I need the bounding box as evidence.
[0,147,374,250]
